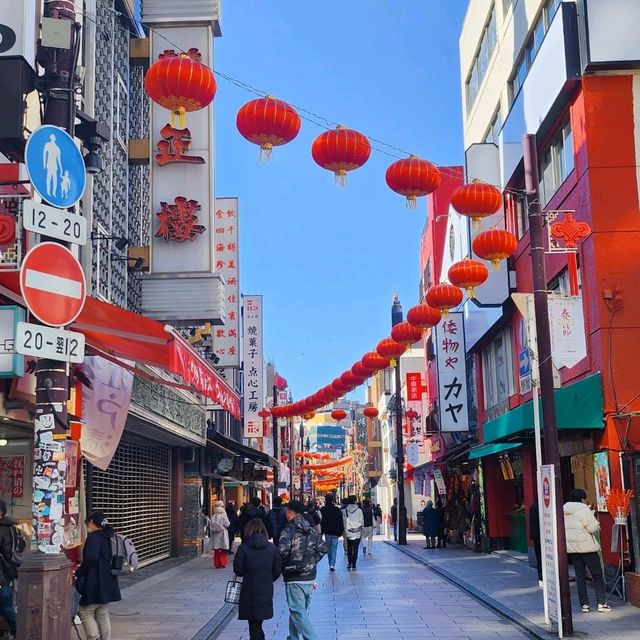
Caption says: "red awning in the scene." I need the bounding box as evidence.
[0,270,240,418]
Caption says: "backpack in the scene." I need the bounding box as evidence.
[0,525,26,581]
[209,517,223,534]
[110,533,139,576]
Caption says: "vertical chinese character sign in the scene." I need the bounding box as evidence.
[243,296,264,439]
[213,197,240,367]
[435,312,469,432]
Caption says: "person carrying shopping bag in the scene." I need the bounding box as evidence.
[233,518,282,640]
[210,500,231,568]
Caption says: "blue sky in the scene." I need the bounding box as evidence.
[215,2,469,400]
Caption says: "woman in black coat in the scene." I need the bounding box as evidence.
[233,518,282,640]
[75,511,121,640]
[421,500,441,549]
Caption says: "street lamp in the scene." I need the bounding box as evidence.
[391,293,407,545]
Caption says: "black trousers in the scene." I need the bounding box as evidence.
[347,537,360,567]
[533,538,542,581]
[571,552,606,606]
[248,620,265,640]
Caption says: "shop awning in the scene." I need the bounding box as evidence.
[483,374,604,444]
[209,432,278,467]
[468,441,522,460]
[0,270,240,418]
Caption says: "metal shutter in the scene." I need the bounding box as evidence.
[89,435,171,566]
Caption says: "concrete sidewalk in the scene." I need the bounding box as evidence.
[390,535,640,639]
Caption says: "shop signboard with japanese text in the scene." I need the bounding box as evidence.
[0,455,24,497]
[435,313,469,432]
[548,296,587,369]
[243,296,264,439]
[213,197,240,367]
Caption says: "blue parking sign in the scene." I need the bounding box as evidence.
[24,125,87,208]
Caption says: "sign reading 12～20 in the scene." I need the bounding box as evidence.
[24,124,87,209]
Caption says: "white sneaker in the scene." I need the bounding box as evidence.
[598,603,612,612]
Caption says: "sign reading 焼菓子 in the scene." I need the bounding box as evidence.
[548,296,587,369]
[213,197,240,367]
[435,312,469,432]
[243,296,264,439]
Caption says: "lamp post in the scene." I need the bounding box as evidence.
[391,293,407,545]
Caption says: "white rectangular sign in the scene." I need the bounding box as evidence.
[213,197,240,367]
[16,322,85,363]
[541,464,563,636]
[549,296,587,369]
[435,312,469,431]
[23,200,87,245]
[243,295,264,439]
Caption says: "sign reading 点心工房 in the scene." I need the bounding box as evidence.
[242,295,264,439]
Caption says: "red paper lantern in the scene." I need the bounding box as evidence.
[426,283,463,316]
[363,407,379,419]
[271,406,285,418]
[351,362,370,379]
[472,228,518,269]
[406,303,442,329]
[0,215,16,246]
[331,409,347,421]
[448,258,489,298]
[341,371,364,388]
[302,411,316,420]
[391,321,423,346]
[332,378,349,395]
[311,125,371,186]
[385,155,441,209]
[376,338,406,360]
[145,49,217,127]
[236,96,301,161]
[361,351,392,372]
[451,181,502,226]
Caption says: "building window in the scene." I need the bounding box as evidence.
[508,0,563,103]
[539,121,574,205]
[466,5,497,111]
[115,74,128,151]
[482,328,515,410]
[549,265,581,295]
[502,0,516,17]
[484,106,503,144]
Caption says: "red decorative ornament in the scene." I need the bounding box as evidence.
[332,378,349,395]
[361,351,392,372]
[448,258,489,299]
[341,371,364,388]
[0,215,16,246]
[351,362,370,380]
[257,409,271,420]
[331,409,347,421]
[406,303,442,329]
[391,321,423,346]
[271,406,285,418]
[236,96,301,161]
[385,155,441,209]
[472,228,518,270]
[426,283,464,316]
[145,49,217,128]
[363,407,379,419]
[376,338,406,360]
[302,411,316,420]
[451,181,502,227]
[311,125,371,186]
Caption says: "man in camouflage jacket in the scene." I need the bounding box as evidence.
[278,500,327,640]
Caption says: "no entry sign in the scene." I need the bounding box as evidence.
[19,242,86,327]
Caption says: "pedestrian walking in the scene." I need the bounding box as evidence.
[278,500,328,640]
[226,503,239,554]
[435,497,447,548]
[390,498,398,541]
[361,499,375,555]
[374,504,383,535]
[343,495,364,570]
[239,497,272,541]
[320,493,344,571]
[0,501,18,637]
[421,500,440,549]
[564,488,611,613]
[529,501,542,584]
[267,495,287,546]
[75,511,121,640]
[210,500,231,568]
[233,518,282,640]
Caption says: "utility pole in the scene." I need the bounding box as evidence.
[523,134,574,636]
[272,384,279,498]
[391,294,407,545]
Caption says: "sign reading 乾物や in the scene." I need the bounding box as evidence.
[435,312,468,431]
[243,296,264,439]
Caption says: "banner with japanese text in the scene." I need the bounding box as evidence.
[548,296,587,369]
[435,313,469,432]
[213,197,240,367]
[243,295,264,439]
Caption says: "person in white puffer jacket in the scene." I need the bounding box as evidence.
[563,488,610,613]
[343,496,364,571]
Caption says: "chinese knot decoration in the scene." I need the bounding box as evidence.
[550,212,591,296]
[472,228,518,270]
[426,283,464,316]
[448,258,489,299]
[155,197,206,242]
[385,155,441,209]
[451,181,503,227]
[311,125,371,186]
[145,49,217,128]
[390,321,424,346]
[406,303,442,329]
[236,96,301,161]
